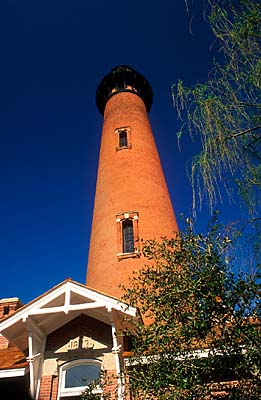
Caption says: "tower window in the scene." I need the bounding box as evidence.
[115,127,132,150]
[122,219,134,253]
[119,130,128,147]
[115,211,140,259]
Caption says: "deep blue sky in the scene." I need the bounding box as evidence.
[0,0,239,304]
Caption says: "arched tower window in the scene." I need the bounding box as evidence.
[122,219,134,253]
[115,211,140,259]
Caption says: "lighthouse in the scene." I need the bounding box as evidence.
[86,66,178,298]
[0,66,178,400]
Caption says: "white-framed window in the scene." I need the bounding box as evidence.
[122,219,134,253]
[115,126,132,150]
[116,211,140,259]
[58,359,102,399]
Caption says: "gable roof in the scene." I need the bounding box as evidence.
[0,278,137,352]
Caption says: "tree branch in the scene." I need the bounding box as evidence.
[231,126,261,138]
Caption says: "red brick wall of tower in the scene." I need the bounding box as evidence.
[86,91,178,298]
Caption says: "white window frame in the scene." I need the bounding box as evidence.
[58,358,102,398]
[115,126,132,151]
[115,211,140,259]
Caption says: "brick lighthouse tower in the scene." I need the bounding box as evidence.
[86,66,178,298]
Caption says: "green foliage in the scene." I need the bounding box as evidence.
[122,217,261,399]
[80,371,113,400]
[172,0,261,214]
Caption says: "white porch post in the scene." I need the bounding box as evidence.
[108,308,124,400]
[27,329,35,399]
[24,317,45,400]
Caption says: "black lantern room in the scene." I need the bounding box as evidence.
[96,65,153,115]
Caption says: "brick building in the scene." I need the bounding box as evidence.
[0,66,178,399]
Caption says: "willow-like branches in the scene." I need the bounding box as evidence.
[172,0,261,214]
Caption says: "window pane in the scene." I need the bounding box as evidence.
[65,364,100,388]
[123,219,134,253]
[119,131,128,147]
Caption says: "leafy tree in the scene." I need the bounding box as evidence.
[122,218,261,399]
[172,0,260,214]
[80,371,113,400]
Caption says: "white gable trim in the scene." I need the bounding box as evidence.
[0,280,137,400]
[0,367,28,378]
[0,280,136,332]
[26,301,105,316]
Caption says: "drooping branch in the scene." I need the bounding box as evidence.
[231,126,261,139]
[172,0,261,214]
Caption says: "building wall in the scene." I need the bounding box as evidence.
[39,314,117,400]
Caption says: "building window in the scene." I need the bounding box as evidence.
[115,127,132,150]
[58,359,101,399]
[116,211,140,259]
[122,219,134,253]
[65,364,100,388]
[3,306,10,315]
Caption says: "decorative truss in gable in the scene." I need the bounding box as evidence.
[0,279,137,352]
